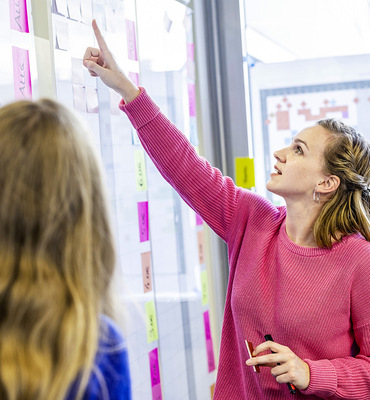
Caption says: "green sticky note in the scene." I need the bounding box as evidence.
[134,149,148,191]
[201,270,209,306]
[145,300,158,343]
[235,157,255,189]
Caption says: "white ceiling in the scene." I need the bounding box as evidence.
[243,0,370,62]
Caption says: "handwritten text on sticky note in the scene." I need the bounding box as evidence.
[9,0,29,33]
[149,348,162,400]
[134,149,148,191]
[137,201,149,242]
[12,46,32,99]
[145,300,158,343]
[201,270,209,306]
[235,157,255,189]
[197,230,204,265]
[204,310,216,372]
[141,252,152,293]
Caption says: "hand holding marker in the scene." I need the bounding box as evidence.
[264,334,296,395]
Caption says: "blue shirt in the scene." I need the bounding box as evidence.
[66,315,132,400]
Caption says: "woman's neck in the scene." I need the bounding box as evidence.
[285,200,321,247]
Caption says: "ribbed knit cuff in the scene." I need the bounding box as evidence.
[301,359,337,397]
[118,87,160,130]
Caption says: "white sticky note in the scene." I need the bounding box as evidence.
[54,0,68,16]
[54,19,69,51]
[67,0,81,20]
[85,86,98,113]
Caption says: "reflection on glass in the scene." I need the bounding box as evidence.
[241,0,370,205]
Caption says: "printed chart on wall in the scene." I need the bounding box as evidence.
[261,81,370,205]
[50,0,216,399]
[0,0,37,106]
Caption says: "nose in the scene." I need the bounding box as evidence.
[273,148,286,163]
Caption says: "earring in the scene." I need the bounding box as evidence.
[313,181,323,203]
[313,190,321,203]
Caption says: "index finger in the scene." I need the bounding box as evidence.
[254,341,285,356]
[92,19,108,51]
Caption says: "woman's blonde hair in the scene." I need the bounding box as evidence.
[314,118,370,248]
[0,99,115,399]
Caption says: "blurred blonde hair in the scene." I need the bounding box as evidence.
[314,118,370,248]
[0,99,115,399]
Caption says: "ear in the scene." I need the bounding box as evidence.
[316,175,340,195]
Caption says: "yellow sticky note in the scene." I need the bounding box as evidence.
[201,270,209,306]
[145,300,158,343]
[235,157,255,189]
[134,149,148,191]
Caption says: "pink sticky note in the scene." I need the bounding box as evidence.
[188,83,196,117]
[141,252,152,293]
[128,71,139,86]
[126,19,138,61]
[204,310,211,340]
[197,231,204,265]
[187,43,194,61]
[137,201,149,242]
[196,213,203,226]
[9,0,29,33]
[12,46,32,99]
[149,348,162,400]
[206,340,216,372]
[204,311,216,372]
[186,42,195,81]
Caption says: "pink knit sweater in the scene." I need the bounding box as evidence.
[120,89,370,399]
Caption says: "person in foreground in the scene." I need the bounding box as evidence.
[84,20,370,399]
[0,98,131,399]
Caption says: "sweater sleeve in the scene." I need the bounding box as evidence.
[302,257,370,399]
[119,88,242,242]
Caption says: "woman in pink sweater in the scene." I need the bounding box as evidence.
[84,21,370,399]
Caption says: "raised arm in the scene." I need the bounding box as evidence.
[83,21,242,241]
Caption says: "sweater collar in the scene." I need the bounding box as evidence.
[279,219,356,256]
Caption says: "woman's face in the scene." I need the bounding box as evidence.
[266,125,332,203]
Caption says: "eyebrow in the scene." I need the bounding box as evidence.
[293,138,309,150]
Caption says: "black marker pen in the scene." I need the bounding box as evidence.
[264,334,296,395]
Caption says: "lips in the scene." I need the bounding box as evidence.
[274,165,282,175]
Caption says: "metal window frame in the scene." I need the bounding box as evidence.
[193,0,249,353]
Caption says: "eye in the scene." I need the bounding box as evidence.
[294,145,303,154]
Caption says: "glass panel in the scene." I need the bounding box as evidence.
[241,0,370,204]
[136,0,215,398]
